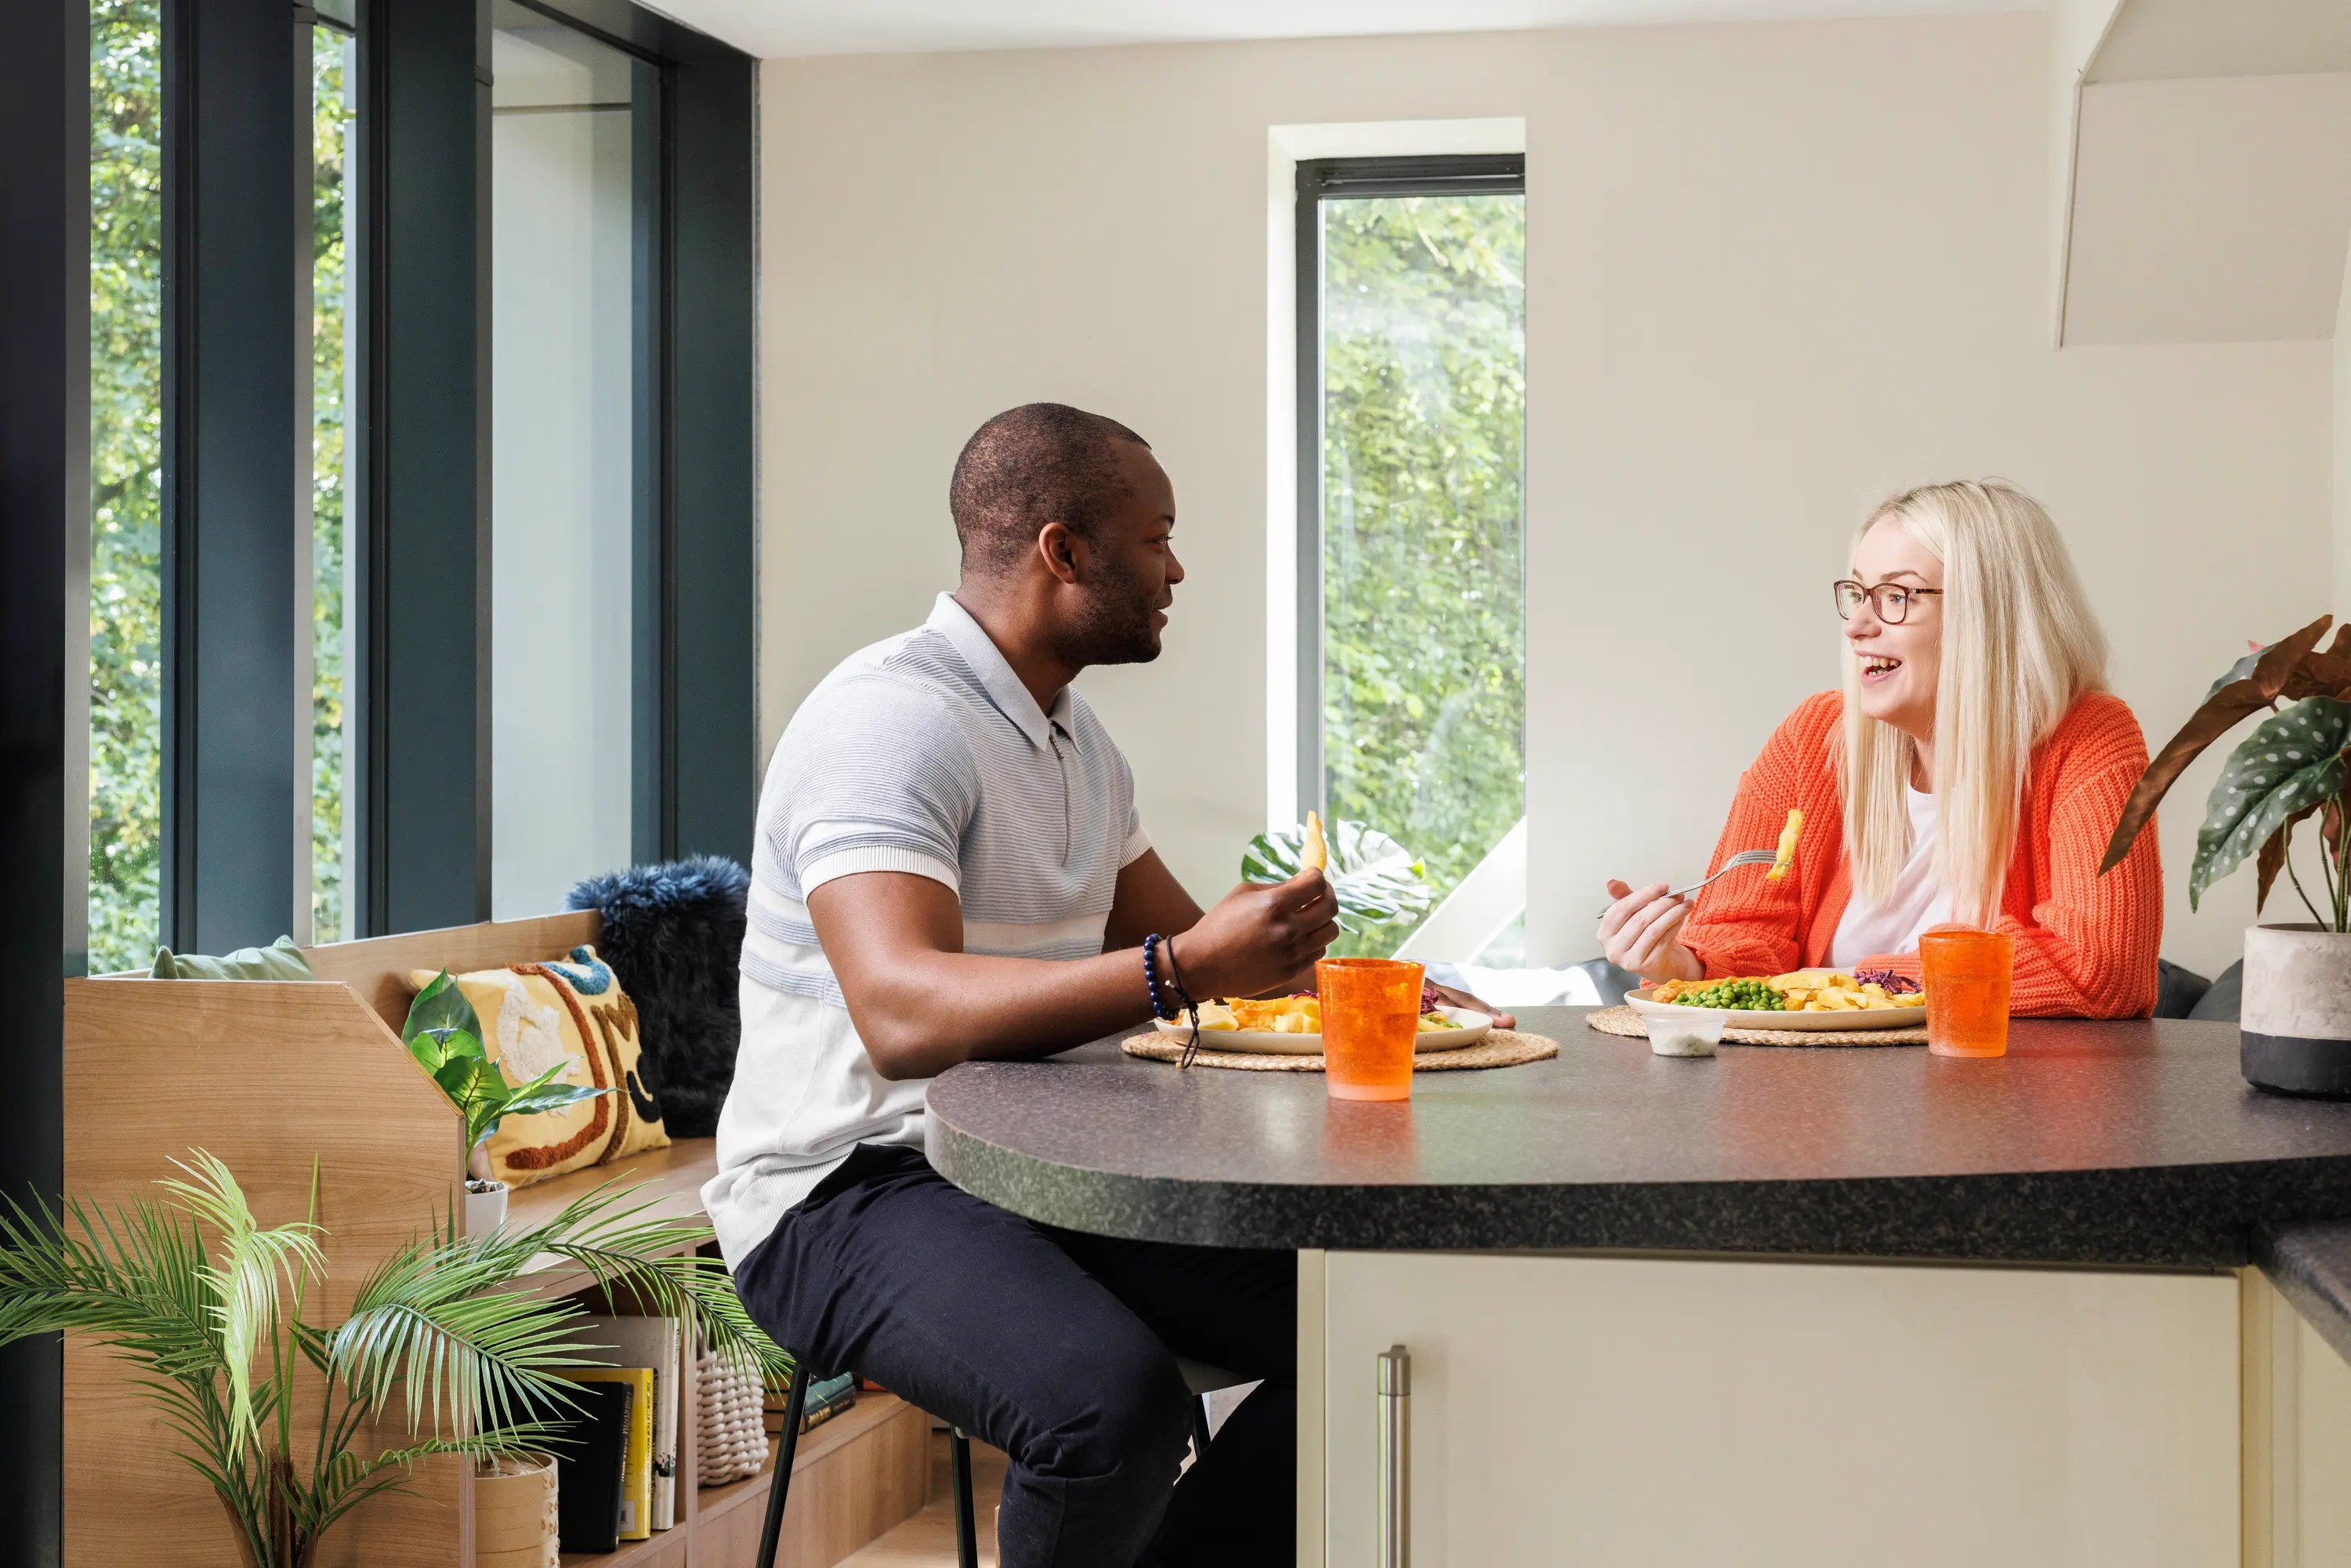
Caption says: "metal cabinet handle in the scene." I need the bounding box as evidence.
[1378,1345,1410,1568]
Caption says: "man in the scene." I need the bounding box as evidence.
[705,403,1333,1565]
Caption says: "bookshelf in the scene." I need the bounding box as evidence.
[63,911,929,1568]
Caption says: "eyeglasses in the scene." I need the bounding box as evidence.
[1832,580,1943,624]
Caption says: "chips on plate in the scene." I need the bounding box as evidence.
[1653,969,1920,1012]
[1194,994,1451,1034]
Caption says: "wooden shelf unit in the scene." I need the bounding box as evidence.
[63,911,929,1568]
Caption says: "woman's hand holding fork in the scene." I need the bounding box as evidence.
[1597,879,1705,983]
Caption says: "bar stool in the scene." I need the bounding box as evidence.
[752,1356,1251,1568]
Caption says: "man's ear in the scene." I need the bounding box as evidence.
[1036,520,1085,586]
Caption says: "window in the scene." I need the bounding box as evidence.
[310,13,357,943]
[87,0,164,974]
[1299,156,1527,959]
[487,3,657,918]
[71,0,752,957]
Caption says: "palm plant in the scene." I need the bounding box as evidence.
[0,1151,788,1568]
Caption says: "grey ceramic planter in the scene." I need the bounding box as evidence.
[2241,924,2351,1098]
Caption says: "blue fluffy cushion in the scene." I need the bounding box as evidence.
[566,856,749,1138]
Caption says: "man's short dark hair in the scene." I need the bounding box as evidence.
[949,403,1152,575]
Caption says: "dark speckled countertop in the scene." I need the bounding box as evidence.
[2257,1222,2351,1361]
[923,1006,2351,1266]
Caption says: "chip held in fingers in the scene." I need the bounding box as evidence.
[1302,810,1328,873]
[1766,808,1802,882]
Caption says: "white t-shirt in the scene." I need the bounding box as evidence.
[700,594,1150,1269]
[1829,787,1951,967]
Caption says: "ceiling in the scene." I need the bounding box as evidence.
[643,0,2039,60]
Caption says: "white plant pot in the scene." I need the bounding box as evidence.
[465,1178,509,1236]
[2240,923,2351,1098]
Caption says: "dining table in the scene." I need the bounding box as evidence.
[927,1005,2351,1566]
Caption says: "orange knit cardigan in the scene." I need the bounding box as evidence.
[1678,690,2163,1019]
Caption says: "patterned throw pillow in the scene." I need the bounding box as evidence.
[408,945,669,1188]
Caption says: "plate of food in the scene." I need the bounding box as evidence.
[1153,989,1494,1056]
[1628,969,1926,1030]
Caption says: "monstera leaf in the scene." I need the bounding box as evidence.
[2192,697,2351,908]
[1243,818,1434,933]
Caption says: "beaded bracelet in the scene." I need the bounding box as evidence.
[1143,932,1176,1020]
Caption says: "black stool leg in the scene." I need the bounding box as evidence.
[754,1362,813,1568]
[1190,1393,1215,1465]
[951,1427,978,1568]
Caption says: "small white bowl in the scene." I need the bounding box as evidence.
[1643,1006,1726,1057]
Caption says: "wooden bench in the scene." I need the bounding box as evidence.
[63,911,926,1568]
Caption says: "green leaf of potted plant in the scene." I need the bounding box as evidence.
[401,971,615,1231]
[1242,817,1435,933]
[2103,613,2351,1095]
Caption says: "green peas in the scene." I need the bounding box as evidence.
[1668,978,1785,1011]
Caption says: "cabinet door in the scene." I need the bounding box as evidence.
[1317,1251,2237,1568]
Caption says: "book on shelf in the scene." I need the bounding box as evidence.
[562,1367,655,1541]
[538,1378,632,1555]
[765,1368,858,1435]
[573,1315,682,1530]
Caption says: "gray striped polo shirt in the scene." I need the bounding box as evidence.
[703,592,1147,1264]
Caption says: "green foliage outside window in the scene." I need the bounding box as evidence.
[85,14,350,967]
[89,0,164,974]
[312,31,351,943]
[1320,193,1526,958]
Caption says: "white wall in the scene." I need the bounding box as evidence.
[758,13,2333,976]
[2338,228,2351,614]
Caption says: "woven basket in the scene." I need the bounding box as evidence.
[473,1452,556,1567]
[697,1347,771,1487]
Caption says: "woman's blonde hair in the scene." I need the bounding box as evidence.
[1843,480,2107,925]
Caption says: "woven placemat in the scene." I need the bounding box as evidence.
[1585,1005,1927,1048]
[1121,1028,1558,1072]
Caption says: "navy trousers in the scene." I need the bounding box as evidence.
[734,1143,1295,1567]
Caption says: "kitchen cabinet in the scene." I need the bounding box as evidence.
[1307,1249,2238,1567]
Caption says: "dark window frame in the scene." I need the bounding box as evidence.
[353,0,756,935]
[496,0,761,881]
[3,0,751,1552]
[1292,153,1526,820]
[0,3,82,1554]
[158,0,309,954]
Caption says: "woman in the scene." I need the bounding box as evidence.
[1598,480,2161,1018]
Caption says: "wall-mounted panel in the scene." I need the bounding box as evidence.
[2063,73,2351,344]
[2089,0,2351,83]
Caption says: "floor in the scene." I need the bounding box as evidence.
[839,1429,1009,1566]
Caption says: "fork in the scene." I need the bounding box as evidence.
[1596,848,1778,919]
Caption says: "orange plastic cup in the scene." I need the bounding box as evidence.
[1318,958,1425,1102]
[1920,929,2015,1058]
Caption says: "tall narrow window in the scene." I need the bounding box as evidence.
[310,13,357,942]
[89,0,165,973]
[1301,157,1527,959]
[487,3,657,918]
